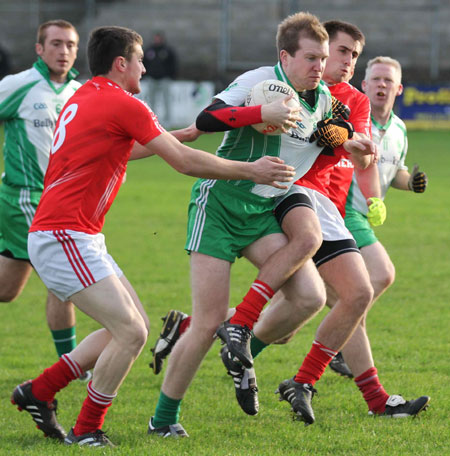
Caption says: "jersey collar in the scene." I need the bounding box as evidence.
[90,76,131,95]
[371,111,394,131]
[33,57,79,94]
[274,62,326,113]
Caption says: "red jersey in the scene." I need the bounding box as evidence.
[30,76,164,234]
[326,82,371,216]
[295,82,371,216]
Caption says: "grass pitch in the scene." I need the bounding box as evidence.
[0,128,449,455]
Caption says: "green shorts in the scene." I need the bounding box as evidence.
[344,206,378,249]
[185,179,282,263]
[0,184,41,260]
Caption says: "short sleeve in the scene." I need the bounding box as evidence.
[118,96,166,145]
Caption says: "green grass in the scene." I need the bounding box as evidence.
[0,128,449,455]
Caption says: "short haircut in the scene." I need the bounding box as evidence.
[276,12,328,56]
[37,19,78,46]
[365,56,402,82]
[88,26,143,76]
[323,20,365,48]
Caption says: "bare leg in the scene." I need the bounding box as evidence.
[46,292,76,330]
[0,255,80,358]
[162,253,231,399]
[316,252,373,353]
[361,242,395,301]
[70,274,148,395]
[253,260,326,344]
[68,275,149,372]
[255,207,322,290]
[0,255,32,301]
[329,242,395,377]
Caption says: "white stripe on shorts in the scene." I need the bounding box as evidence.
[19,188,36,227]
[187,179,217,252]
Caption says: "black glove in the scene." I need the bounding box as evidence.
[331,96,351,120]
[408,164,428,193]
[309,118,354,149]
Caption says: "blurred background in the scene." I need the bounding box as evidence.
[1,0,449,128]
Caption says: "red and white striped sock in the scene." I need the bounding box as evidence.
[294,340,337,385]
[73,381,117,436]
[230,280,274,330]
[31,354,82,402]
[354,367,389,413]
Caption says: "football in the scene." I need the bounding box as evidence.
[245,79,300,135]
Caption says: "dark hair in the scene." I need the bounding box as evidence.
[276,12,328,56]
[37,19,78,46]
[88,26,143,76]
[323,20,365,48]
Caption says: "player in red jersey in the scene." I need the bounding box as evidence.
[10,26,296,447]
[255,20,428,422]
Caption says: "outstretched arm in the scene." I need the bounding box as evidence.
[170,123,205,143]
[142,131,295,187]
[344,137,377,170]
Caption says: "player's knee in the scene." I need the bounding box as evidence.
[286,273,326,313]
[204,321,223,340]
[131,324,148,353]
[189,317,224,343]
[121,318,148,354]
[285,282,326,320]
[0,288,20,302]
[302,286,326,316]
[350,283,374,316]
[372,263,396,298]
[290,230,322,261]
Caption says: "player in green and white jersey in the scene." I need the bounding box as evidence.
[149,12,375,436]
[345,56,428,306]
[212,64,333,198]
[0,20,87,367]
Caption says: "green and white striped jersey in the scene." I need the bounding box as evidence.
[0,57,81,190]
[215,63,332,198]
[346,111,408,215]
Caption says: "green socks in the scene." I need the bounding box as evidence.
[51,327,76,358]
[250,335,268,358]
[151,337,268,429]
[152,391,181,428]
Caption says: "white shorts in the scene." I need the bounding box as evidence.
[28,230,123,301]
[275,185,352,241]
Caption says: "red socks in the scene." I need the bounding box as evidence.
[30,354,117,434]
[230,280,274,330]
[179,316,191,335]
[31,354,82,402]
[176,280,272,335]
[73,381,116,435]
[294,341,337,385]
[354,367,389,413]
